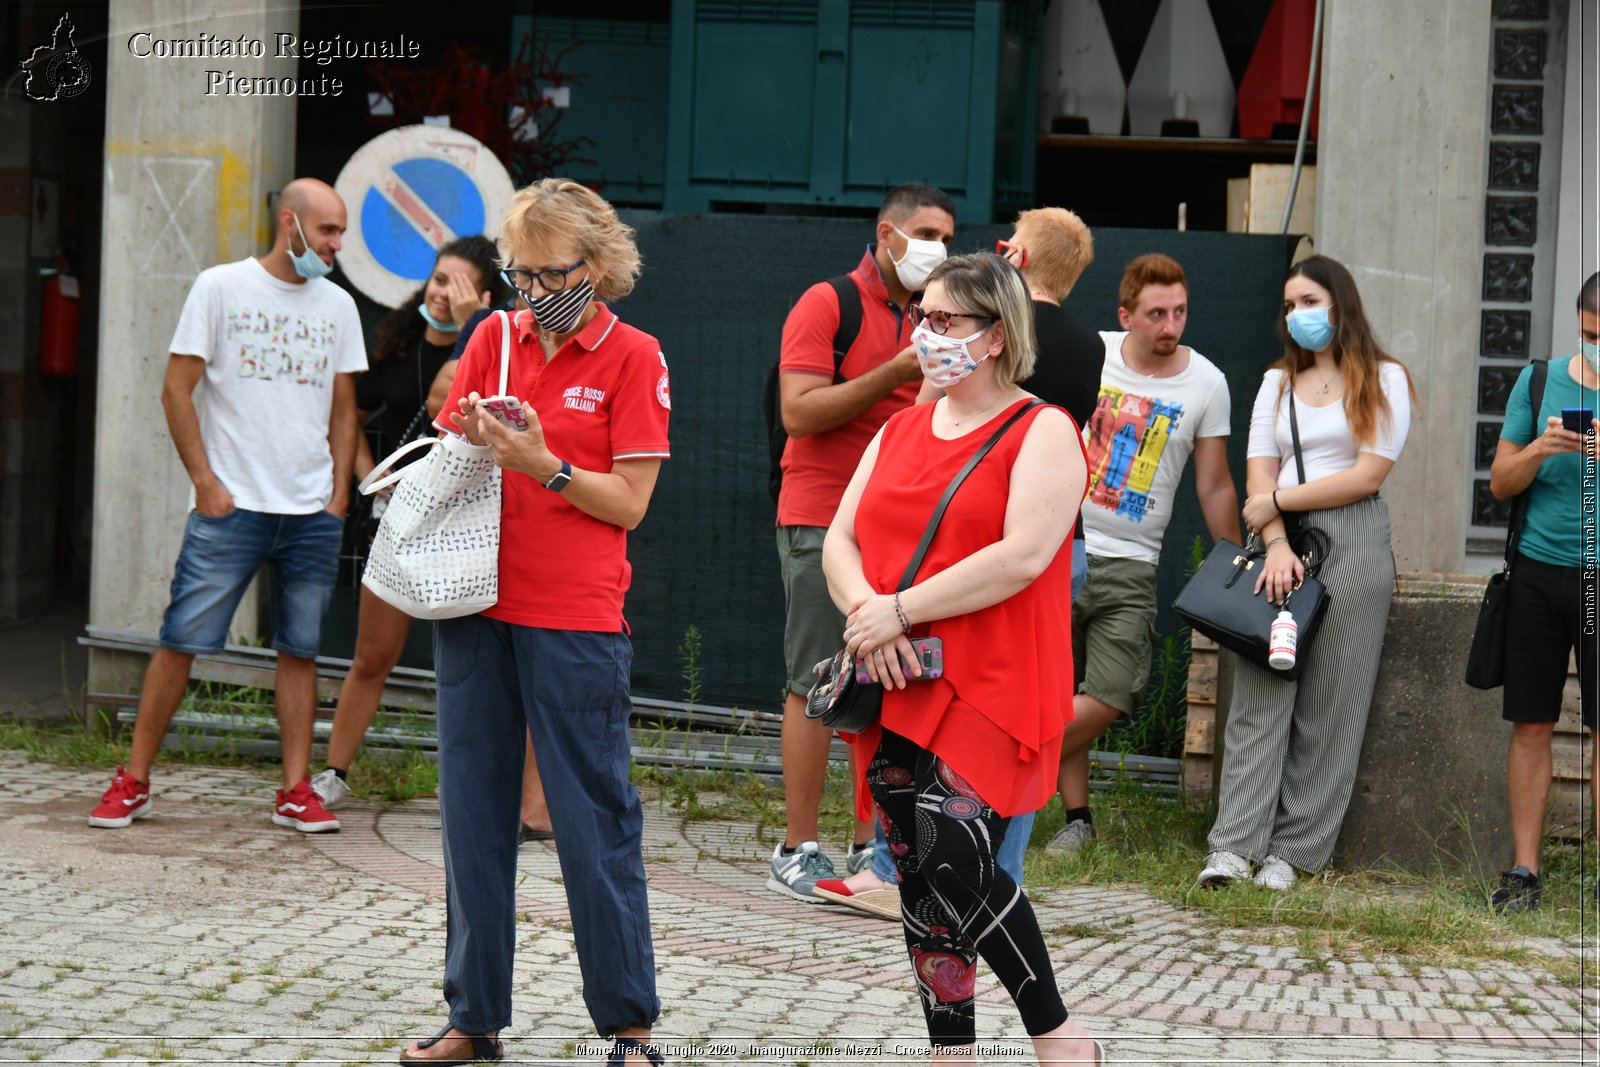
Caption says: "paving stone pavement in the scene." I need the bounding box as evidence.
[0,753,1594,1065]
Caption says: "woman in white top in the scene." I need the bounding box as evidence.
[1199,255,1415,891]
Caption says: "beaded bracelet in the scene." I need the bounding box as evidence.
[893,592,911,634]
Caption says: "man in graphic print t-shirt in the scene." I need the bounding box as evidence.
[89,178,367,835]
[1045,253,1240,853]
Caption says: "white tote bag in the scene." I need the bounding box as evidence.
[357,311,512,620]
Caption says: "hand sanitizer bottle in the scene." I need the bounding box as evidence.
[1268,610,1298,671]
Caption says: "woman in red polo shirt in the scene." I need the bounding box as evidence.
[399,180,670,1067]
[824,253,1103,1063]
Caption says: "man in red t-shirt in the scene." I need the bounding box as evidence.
[769,182,956,903]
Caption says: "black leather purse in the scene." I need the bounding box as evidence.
[1173,386,1331,681]
[1465,359,1546,689]
[1174,531,1330,681]
[806,401,1043,732]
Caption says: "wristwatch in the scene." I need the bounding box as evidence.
[543,458,572,493]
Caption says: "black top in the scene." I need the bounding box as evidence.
[1022,299,1104,430]
[452,299,520,360]
[355,337,456,458]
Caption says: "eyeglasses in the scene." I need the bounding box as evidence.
[500,259,586,294]
[996,239,1028,269]
[909,304,995,336]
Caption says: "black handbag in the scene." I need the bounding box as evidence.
[1465,359,1546,689]
[806,401,1043,732]
[1174,531,1330,680]
[1172,386,1331,681]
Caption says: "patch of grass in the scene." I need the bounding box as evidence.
[347,747,438,803]
[1023,783,1590,970]
[0,699,437,802]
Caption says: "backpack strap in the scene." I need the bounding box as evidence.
[1502,358,1549,574]
[825,275,862,384]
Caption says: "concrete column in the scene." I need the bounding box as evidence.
[88,2,298,698]
[1315,0,1492,574]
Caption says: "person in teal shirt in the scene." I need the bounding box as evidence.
[1487,271,1600,913]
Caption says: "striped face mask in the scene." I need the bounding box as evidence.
[526,276,594,336]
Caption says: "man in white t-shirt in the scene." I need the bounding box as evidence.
[1045,253,1240,852]
[88,178,367,834]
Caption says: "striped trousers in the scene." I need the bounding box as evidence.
[1208,496,1394,873]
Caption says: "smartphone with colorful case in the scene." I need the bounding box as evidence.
[855,636,944,683]
[479,395,529,431]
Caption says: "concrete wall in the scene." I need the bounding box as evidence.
[88,1,298,696]
[1316,0,1493,574]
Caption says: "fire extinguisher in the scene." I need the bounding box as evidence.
[39,254,82,377]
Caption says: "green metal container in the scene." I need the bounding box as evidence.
[519,15,672,206]
[663,0,1041,221]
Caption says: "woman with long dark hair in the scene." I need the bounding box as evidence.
[309,237,504,807]
[1200,254,1416,891]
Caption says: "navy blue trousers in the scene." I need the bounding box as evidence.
[433,614,659,1036]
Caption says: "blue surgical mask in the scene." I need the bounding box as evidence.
[1582,339,1600,374]
[289,212,333,280]
[1287,306,1336,351]
[417,305,460,333]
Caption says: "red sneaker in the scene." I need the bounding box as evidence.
[88,766,152,828]
[273,777,341,833]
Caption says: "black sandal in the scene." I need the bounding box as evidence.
[397,1025,503,1065]
[608,1037,664,1066]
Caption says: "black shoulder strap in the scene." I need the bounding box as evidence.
[826,275,861,385]
[1503,358,1549,572]
[896,401,1045,591]
[1288,386,1307,485]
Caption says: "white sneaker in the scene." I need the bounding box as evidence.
[309,768,349,810]
[1254,854,1296,891]
[1197,849,1251,886]
[1044,818,1097,853]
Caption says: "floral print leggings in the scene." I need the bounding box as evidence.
[867,728,1070,1047]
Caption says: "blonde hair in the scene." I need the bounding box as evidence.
[926,252,1037,388]
[498,178,641,302]
[1014,207,1094,301]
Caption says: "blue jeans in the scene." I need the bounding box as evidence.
[158,507,343,659]
[433,615,659,1036]
[991,539,1087,884]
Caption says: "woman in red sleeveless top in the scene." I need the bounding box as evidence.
[824,253,1102,1064]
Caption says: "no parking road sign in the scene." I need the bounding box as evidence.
[334,125,515,308]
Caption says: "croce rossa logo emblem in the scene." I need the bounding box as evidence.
[19,12,92,102]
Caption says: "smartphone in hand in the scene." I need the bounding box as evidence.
[1561,408,1595,434]
[855,636,944,684]
[479,395,530,432]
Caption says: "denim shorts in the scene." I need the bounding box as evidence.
[159,508,345,660]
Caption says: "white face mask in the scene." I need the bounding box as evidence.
[890,225,947,290]
[912,322,992,389]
